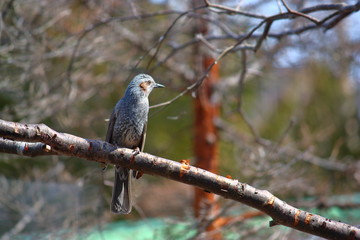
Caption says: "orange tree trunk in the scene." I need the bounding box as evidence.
[193,56,220,237]
[191,2,221,238]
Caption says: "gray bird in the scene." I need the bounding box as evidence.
[105,74,164,214]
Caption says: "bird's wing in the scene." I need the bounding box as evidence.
[139,122,147,151]
[105,110,116,143]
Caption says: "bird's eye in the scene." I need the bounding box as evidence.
[147,80,152,85]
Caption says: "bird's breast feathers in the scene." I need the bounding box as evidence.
[112,99,148,148]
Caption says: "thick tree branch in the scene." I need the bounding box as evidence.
[0,119,359,240]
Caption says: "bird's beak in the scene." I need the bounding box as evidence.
[154,83,165,88]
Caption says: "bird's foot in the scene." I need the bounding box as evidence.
[132,147,140,156]
[130,147,140,164]
[130,148,143,179]
[135,171,144,179]
[101,162,108,172]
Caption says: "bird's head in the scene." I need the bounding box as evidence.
[126,74,165,98]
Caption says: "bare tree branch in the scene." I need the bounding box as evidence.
[66,8,188,82]
[215,118,351,173]
[0,118,359,240]
[279,0,320,24]
[204,0,267,19]
[0,137,54,157]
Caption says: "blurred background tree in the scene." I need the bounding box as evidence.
[0,0,360,239]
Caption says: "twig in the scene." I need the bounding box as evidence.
[145,5,208,70]
[237,49,247,110]
[215,118,350,172]
[238,109,260,141]
[0,137,54,156]
[275,117,296,147]
[204,0,266,19]
[280,0,319,24]
[66,9,189,82]
[300,4,347,13]
[254,20,272,52]
[150,39,239,109]
[147,1,359,78]
[324,11,353,30]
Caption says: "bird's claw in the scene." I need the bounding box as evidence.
[135,171,144,179]
[132,147,140,156]
[101,163,108,172]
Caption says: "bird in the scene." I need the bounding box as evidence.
[105,73,164,214]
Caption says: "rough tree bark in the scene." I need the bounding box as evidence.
[193,56,221,237]
[0,118,359,240]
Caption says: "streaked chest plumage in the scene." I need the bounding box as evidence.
[112,97,148,148]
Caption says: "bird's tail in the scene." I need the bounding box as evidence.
[111,166,132,214]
